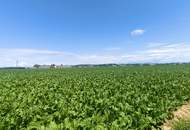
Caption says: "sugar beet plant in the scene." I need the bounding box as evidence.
[1,65,190,129]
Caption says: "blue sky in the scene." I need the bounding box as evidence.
[0,0,190,66]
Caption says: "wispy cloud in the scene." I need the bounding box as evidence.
[122,43,190,63]
[146,42,169,48]
[130,29,145,36]
[0,48,122,67]
[1,42,190,67]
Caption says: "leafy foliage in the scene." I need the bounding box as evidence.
[172,119,190,130]
[1,65,190,129]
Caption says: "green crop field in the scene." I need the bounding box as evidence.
[1,64,190,130]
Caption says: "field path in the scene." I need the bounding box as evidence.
[161,101,190,130]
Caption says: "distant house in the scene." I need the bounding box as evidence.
[50,64,56,68]
[56,64,64,68]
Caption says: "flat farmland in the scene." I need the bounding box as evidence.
[1,65,190,129]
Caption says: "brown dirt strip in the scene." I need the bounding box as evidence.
[161,101,190,130]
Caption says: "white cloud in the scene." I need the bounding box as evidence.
[122,43,190,63]
[131,29,145,36]
[0,48,122,67]
[1,43,190,67]
[146,42,169,48]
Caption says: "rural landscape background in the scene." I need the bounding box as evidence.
[1,0,190,129]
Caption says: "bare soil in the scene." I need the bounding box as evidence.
[161,101,190,130]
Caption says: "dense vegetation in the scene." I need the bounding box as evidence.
[1,65,190,129]
[172,119,190,130]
